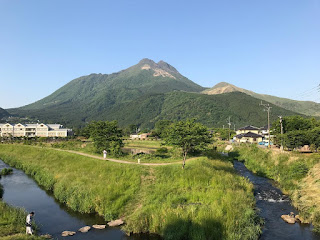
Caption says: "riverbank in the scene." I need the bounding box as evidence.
[0,199,45,240]
[0,144,261,240]
[231,145,320,232]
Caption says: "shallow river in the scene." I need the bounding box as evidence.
[0,160,161,240]
[233,161,320,240]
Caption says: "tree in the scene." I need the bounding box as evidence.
[152,120,172,138]
[85,120,123,155]
[163,119,212,169]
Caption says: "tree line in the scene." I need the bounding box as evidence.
[272,116,320,151]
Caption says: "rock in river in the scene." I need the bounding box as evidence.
[61,231,76,236]
[281,214,296,224]
[79,226,91,233]
[92,224,106,229]
[108,219,124,227]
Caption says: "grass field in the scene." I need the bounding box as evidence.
[0,144,261,239]
[232,145,320,232]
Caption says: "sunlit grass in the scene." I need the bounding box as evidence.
[0,144,261,239]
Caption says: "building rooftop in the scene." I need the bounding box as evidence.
[238,125,260,131]
[235,132,263,139]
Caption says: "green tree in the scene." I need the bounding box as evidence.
[152,120,172,138]
[163,119,212,169]
[86,120,123,155]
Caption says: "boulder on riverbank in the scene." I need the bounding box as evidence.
[61,231,76,236]
[281,212,296,224]
[107,219,124,227]
[79,226,91,233]
[92,224,106,229]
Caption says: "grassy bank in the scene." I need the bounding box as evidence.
[0,201,45,240]
[232,145,320,231]
[0,144,261,239]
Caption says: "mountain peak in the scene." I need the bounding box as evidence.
[202,82,245,95]
[138,58,156,65]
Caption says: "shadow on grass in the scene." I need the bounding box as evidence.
[163,219,224,240]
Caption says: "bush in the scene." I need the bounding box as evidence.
[0,168,13,176]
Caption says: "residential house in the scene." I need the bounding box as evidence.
[234,125,263,143]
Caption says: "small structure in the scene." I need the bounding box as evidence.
[234,132,263,144]
[129,133,150,140]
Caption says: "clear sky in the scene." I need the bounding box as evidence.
[1,0,320,108]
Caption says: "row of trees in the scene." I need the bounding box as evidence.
[84,119,213,168]
[272,116,320,150]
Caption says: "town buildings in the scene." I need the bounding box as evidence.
[0,123,73,138]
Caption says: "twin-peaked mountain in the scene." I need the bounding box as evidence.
[7,59,316,128]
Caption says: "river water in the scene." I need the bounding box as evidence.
[0,160,161,240]
[233,161,320,240]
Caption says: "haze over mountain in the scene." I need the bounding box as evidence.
[7,59,304,129]
[203,82,320,117]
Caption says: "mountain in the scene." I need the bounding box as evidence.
[203,82,320,117]
[0,107,9,119]
[106,91,301,129]
[7,60,305,129]
[8,59,205,126]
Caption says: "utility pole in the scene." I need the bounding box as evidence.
[260,101,272,148]
[227,116,232,141]
[279,116,284,150]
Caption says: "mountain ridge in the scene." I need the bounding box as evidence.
[202,82,320,117]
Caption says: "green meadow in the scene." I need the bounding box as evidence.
[0,144,261,239]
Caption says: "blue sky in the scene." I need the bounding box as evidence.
[0,0,319,108]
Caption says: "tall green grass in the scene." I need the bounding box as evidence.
[0,201,44,239]
[0,144,261,239]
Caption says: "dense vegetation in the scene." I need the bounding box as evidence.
[0,201,45,240]
[0,144,262,239]
[0,107,9,120]
[272,116,320,150]
[232,145,320,232]
[163,119,212,168]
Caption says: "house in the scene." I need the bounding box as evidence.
[0,123,73,138]
[236,125,260,135]
[129,133,151,140]
[234,125,263,143]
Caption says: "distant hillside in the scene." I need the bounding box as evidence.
[10,91,302,129]
[0,107,9,120]
[203,82,320,117]
[106,91,302,129]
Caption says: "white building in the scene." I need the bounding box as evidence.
[0,123,73,138]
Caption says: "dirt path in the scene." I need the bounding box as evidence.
[51,148,195,166]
